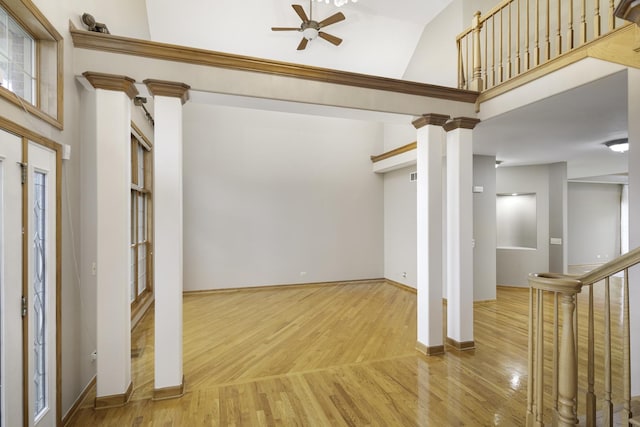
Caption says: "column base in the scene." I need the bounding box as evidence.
[94,381,133,409]
[153,376,185,401]
[416,341,445,356]
[446,337,475,351]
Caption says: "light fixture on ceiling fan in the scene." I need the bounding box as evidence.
[313,0,358,6]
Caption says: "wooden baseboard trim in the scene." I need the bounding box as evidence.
[474,299,497,306]
[446,337,475,351]
[62,376,96,426]
[384,279,417,294]
[95,381,133,409]
[153,376,185,400]
[183,278,385,296]
[416,341,445,356]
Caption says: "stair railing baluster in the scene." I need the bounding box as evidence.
[624,268,632,424]
[586,285,596,426]
[604,277,613,427]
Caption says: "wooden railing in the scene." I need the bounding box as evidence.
[457,0,624,92]
[527,246,640,426]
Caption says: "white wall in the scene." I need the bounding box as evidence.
[473,155,497,301]
[403,1,463,86]
[182,104,384,290]
[496,165,550,286]
[568,182,622,265]
[382,155,496,299]
[384,166,417,287]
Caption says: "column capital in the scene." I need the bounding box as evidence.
[412,113,450,129]
[143,79,191,105]
[444,117,481,132]
[82,71,138,99]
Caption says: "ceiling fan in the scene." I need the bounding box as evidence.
[271,1,346,50]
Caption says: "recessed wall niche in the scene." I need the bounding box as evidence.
[497,193,537,249]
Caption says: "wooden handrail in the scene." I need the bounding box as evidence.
[579,246,640,285]
[527,246,640,425]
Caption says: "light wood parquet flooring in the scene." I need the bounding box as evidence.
[65,280,627,426]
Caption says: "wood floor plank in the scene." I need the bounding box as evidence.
[65,280,629,426]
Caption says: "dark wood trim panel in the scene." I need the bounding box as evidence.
[446,337,476,351]
[416,341,445,356]
[370,142,417,163]
[143,79,190,105]
[412,113,451,129]
[443,117,481,131]
[152,376,185,401]
[83,71,139,99]
[69,24,478,104]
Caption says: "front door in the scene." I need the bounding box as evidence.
[0,130,57,427]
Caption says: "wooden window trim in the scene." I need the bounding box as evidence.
[130,132,153,311]
[0,0,63,129]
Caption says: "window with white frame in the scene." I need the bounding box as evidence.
[130,134,153,307]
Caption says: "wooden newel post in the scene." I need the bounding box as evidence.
[557,292,579,426]
[470,11,484,92]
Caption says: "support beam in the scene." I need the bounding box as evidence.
[413,113,449,356]
[144,79,190,399]
[444,117,480,350]
[83,72,138,407]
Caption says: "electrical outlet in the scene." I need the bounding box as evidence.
[402,272,407,278]
[90,350,97,362]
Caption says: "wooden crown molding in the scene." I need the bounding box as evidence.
[443,117,481,132]
[143,79,191,104]
[70,24,478,104]
[370,142,417,163]
[82,71,138,99]
[412,113,451,129]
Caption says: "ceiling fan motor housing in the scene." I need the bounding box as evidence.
[302,22,320,40]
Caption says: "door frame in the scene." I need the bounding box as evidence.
[0,116,62,427]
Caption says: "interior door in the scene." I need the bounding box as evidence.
[0,132,57,427]
[0,129,23,427]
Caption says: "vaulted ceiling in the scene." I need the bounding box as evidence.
[145,0,453,79]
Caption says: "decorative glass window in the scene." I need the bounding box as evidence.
[0,7,35,103]
[0,1,63,128]
[130,133,152,307]
[33,171,46,418]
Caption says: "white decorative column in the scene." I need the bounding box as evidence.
[413,113,450,356]
[83,72,137,407]
[144,79,190,399]
[444,117,480,350]
[628,68,640,396]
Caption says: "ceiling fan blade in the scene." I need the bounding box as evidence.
[318,31,343,46]
[271,27,301,31]
[292,4,309,23]
[297,37,309,50]
[318,12,345,28]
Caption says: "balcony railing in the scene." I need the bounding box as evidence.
[457,0,625,92]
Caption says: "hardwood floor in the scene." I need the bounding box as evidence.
[65,280,624,426]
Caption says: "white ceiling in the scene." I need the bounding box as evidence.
[145,0,453,79]
[474,70,629,177]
